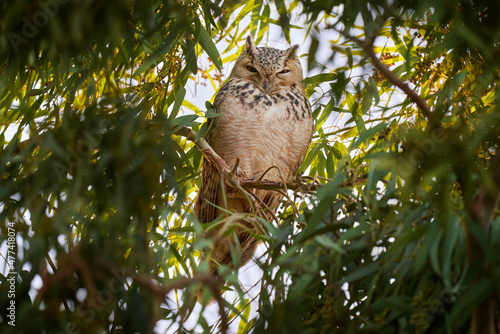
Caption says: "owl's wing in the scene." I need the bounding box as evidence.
[194,158,220,224]
[193,83,229,223]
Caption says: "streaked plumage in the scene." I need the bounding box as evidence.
[195,36,313,282]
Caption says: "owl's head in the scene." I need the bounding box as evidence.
[228,36,305,95]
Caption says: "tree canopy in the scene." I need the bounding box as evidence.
[1,0,499,333]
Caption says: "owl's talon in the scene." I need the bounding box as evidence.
[231,158,240,176]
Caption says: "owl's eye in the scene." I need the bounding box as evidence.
[279,69,290,74]
[247,66,258,73]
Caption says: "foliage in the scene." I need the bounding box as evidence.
[1,0,499,333]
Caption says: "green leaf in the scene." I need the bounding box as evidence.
[27,89,44,96]
[307,37,319,71]
[274,0,290,42]
[133,32,180,76]
[369,76,380,105]
[195,121,209,142]
[197,19,222,71]
[343,262,380,283]
[315,235,346,254]
[303,73,338,86]
[448,279,496,329]
[170,115,198,132]
[346,47,353,68]
[360,85,373,114]
[170,87,186,120]
[205,108,223,119]
[349,122,387,150]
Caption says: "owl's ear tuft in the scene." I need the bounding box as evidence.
[245,35,258,57]
[285,45,299,59]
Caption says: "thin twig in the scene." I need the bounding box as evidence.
[277,189,301,218]
[251,190,281,225]
[175,126,259,209]
[363,41,435,125]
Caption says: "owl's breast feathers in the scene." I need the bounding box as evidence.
[214,79,310,120]
[195,77,313,278]
[210,78,313,182]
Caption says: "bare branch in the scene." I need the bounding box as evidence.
[239,178,319,193]
[175,127,258,209]
[363,40,435,125]
[132,272,229,334]
[175,126,370,195]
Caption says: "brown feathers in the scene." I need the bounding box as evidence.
[194,36,313,296]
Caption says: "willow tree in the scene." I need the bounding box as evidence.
[0,0,499,333]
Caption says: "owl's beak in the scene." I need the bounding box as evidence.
[263,79,270,94]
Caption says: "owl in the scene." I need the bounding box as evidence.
[194,36,313,285]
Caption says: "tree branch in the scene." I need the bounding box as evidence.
[130,272,229,334]
[333,29,439,129]
[175,126,369,195]
[239,178,319,193]
[91,259,229,334]
[174,127,323,194]
[175,126,258,209]
[364,41,434,123]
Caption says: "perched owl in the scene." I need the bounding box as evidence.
[194,36,313,285]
